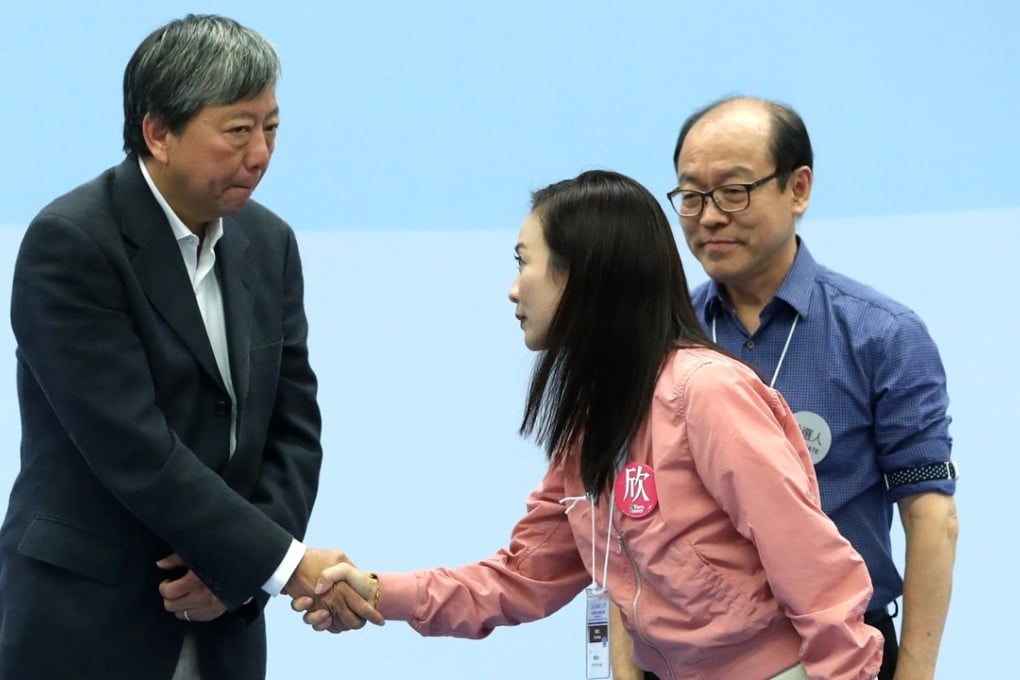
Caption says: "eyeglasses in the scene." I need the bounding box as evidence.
[666,170,781,218]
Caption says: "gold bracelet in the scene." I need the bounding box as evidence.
[369,573,380,608]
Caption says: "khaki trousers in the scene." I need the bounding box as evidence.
[769,662,810,680]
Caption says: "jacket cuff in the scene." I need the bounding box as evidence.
[375,571,422,622]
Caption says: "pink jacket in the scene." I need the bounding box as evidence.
[378,348,883,680]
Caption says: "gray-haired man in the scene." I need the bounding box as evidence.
[0,14,380,679]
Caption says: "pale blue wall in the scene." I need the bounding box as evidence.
[1,1,1017,677]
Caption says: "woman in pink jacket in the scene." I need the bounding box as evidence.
[298,170,883,680]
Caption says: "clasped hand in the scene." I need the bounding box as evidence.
[157,547,381,633]
[285,547,384,633]
[157,553,228,623]
[290,552,381,634]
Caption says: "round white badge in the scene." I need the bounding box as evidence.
[794,411,832,465]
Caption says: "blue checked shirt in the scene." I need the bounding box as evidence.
[691,238,954,612]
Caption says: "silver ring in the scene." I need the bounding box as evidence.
[183,610,191,622]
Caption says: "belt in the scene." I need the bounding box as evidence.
[865,599,899,625]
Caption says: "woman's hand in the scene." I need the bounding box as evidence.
[291,562,382,633]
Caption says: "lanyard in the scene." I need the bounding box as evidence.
[560,491,615,590]
[712,312,798,389]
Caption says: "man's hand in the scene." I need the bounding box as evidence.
[285,547,384,633]
[294,561,381,632]
[156,553,227,623]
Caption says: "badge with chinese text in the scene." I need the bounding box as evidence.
[794,411,832,464]
[613,462,658,518]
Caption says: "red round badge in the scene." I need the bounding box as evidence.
[613,463,658,518]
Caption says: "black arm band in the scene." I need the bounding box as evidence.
[883,461,958,490]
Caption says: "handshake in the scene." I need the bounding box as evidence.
[284,547,384,633]
[156,546,383,631]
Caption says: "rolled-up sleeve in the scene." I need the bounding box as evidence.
[869,311,954,501]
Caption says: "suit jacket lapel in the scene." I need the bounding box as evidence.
[115,157,224,388]
[217,216,254,414]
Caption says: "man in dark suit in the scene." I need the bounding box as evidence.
[0,14,380,679]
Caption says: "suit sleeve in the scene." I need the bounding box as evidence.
[11,213,294,609]
[247,226,322,541]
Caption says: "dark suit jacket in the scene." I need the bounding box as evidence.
[0,157,323,679]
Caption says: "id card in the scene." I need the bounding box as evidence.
[585,587,611,679]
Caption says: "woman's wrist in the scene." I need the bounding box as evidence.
[368,572,380,608]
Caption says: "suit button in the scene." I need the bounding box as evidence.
[215,400,230,416]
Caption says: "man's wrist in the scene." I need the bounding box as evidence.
[265,539,306,595]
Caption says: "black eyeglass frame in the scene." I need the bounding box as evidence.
[666,169,783,218]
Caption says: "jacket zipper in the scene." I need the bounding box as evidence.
[614,524,678,680]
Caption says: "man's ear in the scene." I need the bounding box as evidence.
[141,113,171,164]
[790,165,813,216]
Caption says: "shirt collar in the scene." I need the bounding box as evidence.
[772,237,818,319]
[699,236,819,323]
[137,156,224,249]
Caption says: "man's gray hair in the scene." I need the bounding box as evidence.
[122,14,280,156]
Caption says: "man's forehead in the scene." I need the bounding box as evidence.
[678,112,772,174]
[221,95,278,113]
[193,93,279,120]
[677,137,771,177]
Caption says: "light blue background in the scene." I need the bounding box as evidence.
[1,2,1016,678]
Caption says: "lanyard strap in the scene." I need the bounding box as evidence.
[560,491,616,590]
[712,312,798,389]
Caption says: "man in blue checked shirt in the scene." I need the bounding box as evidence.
[612,96,958,680]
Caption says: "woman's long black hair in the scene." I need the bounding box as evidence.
[520,170,714,496]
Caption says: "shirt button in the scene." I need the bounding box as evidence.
[746,340,755,349]
[214,401,230,416]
